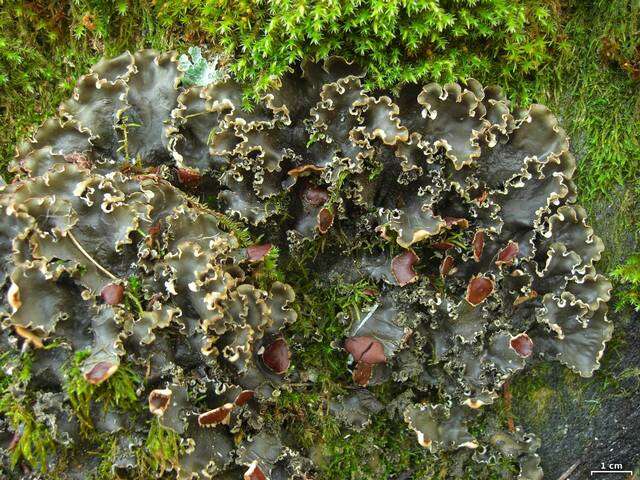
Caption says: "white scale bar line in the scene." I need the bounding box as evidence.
[590,471,633,474]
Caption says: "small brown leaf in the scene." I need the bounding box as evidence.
[82,13,96,31]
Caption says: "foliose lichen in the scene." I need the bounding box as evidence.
[0,49,611,479]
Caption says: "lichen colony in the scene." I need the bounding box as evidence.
[0,50,612,479]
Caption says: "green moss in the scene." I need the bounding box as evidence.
[263,190,293,221]
[0,395,56,473]
[610,367,640,398]
[157,0,561,102]
[125,274,145,314]
[255,246,285,290]
[611,254,640,311]
[283,256,378,385]
[88,436,119,480]
[528,386,556,423]
[65,348,142,434]
[0,352,56,473]
[207,207,254,247]
[553,1,640,201]
[137,417,183,475]
[509,362,556,427]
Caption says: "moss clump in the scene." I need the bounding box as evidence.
[555,1,640,203]
[0,352,55,473]
[124,274,145,315]
[255,246,285,290]
[0,396,56,473]
[138,418,183,475]
[283,254,378,386]
[208,207,254,247]
[65,348,142,434]
[90,437,119,480]
[611,254,640,311]
[157,0,560,99]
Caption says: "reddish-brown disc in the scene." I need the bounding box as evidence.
[262,338,291,374]
[353,361,373,386]
[101,283,124,305]
[510,333,534,358]
[472,231,484,262]
[496,241,519,266]
[84,361,117,385]
[344,336,386,364]
[247,243,272,262]
[391,250,419,286]
[440,255,455,277]
[317,207,334,234]
[466,276,494,305]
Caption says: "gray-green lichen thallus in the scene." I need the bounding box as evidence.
[0,49,611,479]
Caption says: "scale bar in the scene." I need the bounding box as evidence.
[590,471,633,475]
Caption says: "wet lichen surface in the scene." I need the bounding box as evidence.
[0,45,622,480]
